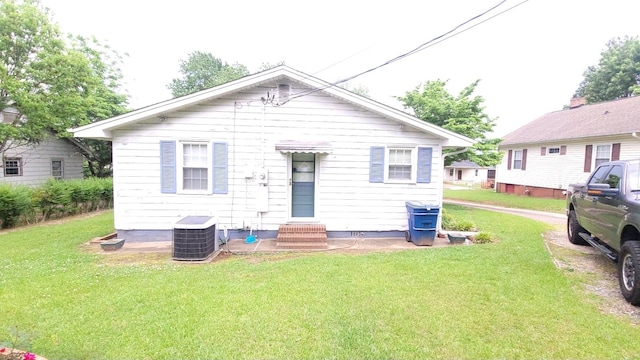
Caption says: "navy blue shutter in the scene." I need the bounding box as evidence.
[212,142,228,194]
[369,146,385,183]
[160,141,176,193]
[417,147,432,183]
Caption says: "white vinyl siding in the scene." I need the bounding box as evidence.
[0,134,83,186]
[497,139,640,191]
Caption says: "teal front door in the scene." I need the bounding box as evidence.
[291,153,315,218]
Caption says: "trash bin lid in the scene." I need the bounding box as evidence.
[405,201,439,209]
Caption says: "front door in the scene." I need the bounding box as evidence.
[291,153,316,218]
[457,170,462,180]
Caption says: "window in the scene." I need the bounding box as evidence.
[513,150,523,170]
[595,144,612,167]
[160,140,228,194]
[369,146,432,184]
[4,158,22,176]
[51,160,63,179]
[475,169,479,176]
[182,143,208,190]
[548,147,560,154]
[449,169,454,176]
[388,148,412,180]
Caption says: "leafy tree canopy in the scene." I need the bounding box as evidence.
[397,79,502,167]
[575,36,640,103]
[168,52,249,97]
[0,0,129,177]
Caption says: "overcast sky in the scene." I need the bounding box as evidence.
[42,0,640,136]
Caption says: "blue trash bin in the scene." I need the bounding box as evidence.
[405,201,439,246]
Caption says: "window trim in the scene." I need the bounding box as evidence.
[51,159,64,179]
[177,141,211,194]
[4,157,22,177]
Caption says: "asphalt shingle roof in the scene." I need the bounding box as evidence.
[500,96,640,146]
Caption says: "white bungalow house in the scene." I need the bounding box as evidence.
[444,160,495,187]
[71,66,474,243]
[497,96,640,199]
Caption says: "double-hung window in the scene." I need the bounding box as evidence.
[594,144,612,167]
[4,158,22,176]
[388,148,413,181]
[161,140,228,194]
[513,150,523,170]
[51,160,63,179]
[369,146,432,184]
[181,143,209,191]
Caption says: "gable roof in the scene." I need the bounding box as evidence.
[500,96,640,146]
[70,66,474,148]
[446,160,492,169]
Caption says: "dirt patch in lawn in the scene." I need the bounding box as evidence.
[544,226,640,324]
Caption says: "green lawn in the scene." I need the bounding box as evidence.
[1,208,638,359]
[444,188,566,213]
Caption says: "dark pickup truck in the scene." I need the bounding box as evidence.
[566,159,640,304]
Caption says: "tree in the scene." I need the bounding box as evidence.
[0,0,129,177]
[574,36,640,103]
[168,52,249,97]
[396,79,502,167]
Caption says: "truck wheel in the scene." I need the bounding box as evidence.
[618,241,640,305]
[567,210,588,245]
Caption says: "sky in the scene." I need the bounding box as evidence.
[41,0,640,137]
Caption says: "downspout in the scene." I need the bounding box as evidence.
[438,147,468,234]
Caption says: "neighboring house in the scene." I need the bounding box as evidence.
[71,66,474,242]
[497,96,640,198]
[445,160,495,186]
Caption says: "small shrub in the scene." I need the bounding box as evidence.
[449,220,476,231]
[473,231,495,244]
[441,208,455,230]
[0,184,33,229]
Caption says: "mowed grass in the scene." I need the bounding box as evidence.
[444,188,566,213]
[1,208,639,359]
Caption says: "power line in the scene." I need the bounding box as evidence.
[278,0,528,105]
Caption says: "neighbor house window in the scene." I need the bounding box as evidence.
[513,150,523,170]
[548,147,560,154]
[4,158,22,176]
[51,160,63,179]
[182,143,208,190]
[475,169,479,176]
[388,148,412,180]
[449,168,454,176]
[595,144,611,167]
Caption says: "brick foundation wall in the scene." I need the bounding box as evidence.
[496,183,566,199]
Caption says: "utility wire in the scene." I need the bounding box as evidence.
[278,0,527,105]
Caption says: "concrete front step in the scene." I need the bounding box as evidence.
[276,241,328,250]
